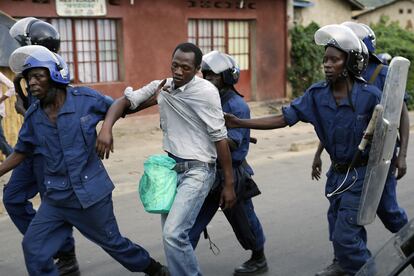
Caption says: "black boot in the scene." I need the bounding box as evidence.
[315,260,349,276]
[234,250,268,276]
[55,247,80,276]
[144,258,169,276]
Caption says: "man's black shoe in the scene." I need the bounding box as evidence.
[55,248,80,276]
[234,256,268,275]
[315,260,349,276]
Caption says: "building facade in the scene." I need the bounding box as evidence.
[0,0,288,103]
[353,0,414,31]
[293,0,364,26]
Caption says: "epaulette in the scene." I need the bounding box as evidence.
[24,99,40,118]
[307,80,328,92]
[71,86,101,98]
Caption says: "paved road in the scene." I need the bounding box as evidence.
[0,123,413,275]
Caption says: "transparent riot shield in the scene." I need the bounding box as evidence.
[356,218,414,276]
[357,57,410,225]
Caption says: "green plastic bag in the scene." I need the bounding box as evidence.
[139,154,177,214]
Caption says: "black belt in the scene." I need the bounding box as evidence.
[331,158,368,174]
[173,160,215,173]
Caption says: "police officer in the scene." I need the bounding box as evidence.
[225,24,381,275]
[189,51,267,276]
[3,17,80,275]
[1,45,168,276]
[312,22,409,236]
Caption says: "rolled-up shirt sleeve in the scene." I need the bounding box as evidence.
[282,92,314,127]
[124,80,161,110]
[192,87,227,142]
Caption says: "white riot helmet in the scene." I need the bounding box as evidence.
[201,50,240,85]
[315,24,369,80]
[9,45,70,85]
[341,21,376,53]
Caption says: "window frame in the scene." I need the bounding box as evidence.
[49,17,122,84]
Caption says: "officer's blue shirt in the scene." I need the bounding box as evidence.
[14,86,114,209]
[221,89,251,165]
[282,81,381,164]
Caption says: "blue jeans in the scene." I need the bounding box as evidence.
[161,164,216,276]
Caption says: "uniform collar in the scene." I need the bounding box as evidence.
[320,81,359,110]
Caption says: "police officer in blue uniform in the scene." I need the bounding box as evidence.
[189,51,267,276]
[312,22,409,236]
[358,24,409,234]
[3,18,79,275]
[225,25,382,275]
[0,45,168,276]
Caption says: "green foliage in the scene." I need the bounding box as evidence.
[288,22,325,98]
[371,16,414,109]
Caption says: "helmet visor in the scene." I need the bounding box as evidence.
[341,21,371,40]
[9,17,38,42]
[9,45,55,73]
[202,50,233,74]
[314,24,362,52]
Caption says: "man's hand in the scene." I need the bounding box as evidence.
[311,155,322,181]
[96,126,114,159]
[156,79,169,96]
[396,153,407,180]
[224,112,239,128]
[219,184,236,210]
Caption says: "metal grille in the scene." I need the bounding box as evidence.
[188,19,250,70]
[51,18,120,83]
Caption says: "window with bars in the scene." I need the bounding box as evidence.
[50,18,120,84]
[188,19,250,70]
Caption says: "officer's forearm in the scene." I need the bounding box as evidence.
[315,142,324,158]
[129,96,158,113]
[398,103,410,157]
[0,152,26,177]
[235,114,288,130]
[101,96,131,131]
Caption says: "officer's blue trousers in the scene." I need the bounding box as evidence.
[377,168,408,233]
[326,168,371,275]
[189,192,265,252]
[22,195,151,276]
[3,157,75,253]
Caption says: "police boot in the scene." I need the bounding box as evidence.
[144,258,170,276]
[234,250,268,276]
[315,260,349,276]
[55,247,80,276]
